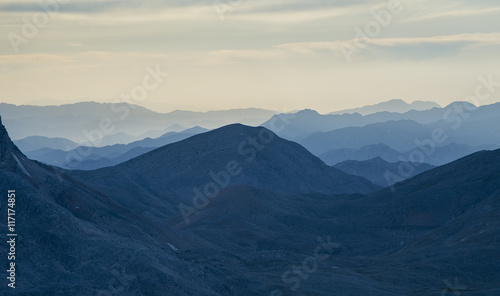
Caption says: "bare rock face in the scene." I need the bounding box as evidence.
[0,115,25,173]
[0,116,13,157]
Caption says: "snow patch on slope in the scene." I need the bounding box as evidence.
[167,243,178,251]
[11,153,31,178]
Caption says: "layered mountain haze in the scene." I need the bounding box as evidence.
[13,136,79,153]
[319,142,481,167]
[1,113,500,294]
[334,157,435,187]
[0,102,276,142]
[2,0,500,293]
[263,102,500,145]
[6,101,500,173]
[329,99,440,115]
[301,119,431,154]
[319,143,402,165]
[71,124,380,218]
[21,127,210,170]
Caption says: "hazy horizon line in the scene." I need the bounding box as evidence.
[0,98,457,114]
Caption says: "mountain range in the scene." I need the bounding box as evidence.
[6,100,500,173]
[262,101,500,143]
[70,124,379,207]
[1,115,499,295]
[17,126,210,170]
[334,157,435,187]
[329,99,440,115]
[0,102,276,142]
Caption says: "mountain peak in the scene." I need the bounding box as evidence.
[444,101,476,110]
[0,115,16,159]
[296,109,320,116]
[0,115,32,177]
[73,123,379,204]
[330,99,439,116]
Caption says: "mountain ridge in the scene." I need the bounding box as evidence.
[329,99,440,115]
[70,124,380,220]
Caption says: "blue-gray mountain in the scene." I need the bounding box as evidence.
[262,102,500,145]
[334,157,435,187]
[20,127,209,170]
[319,142,481,166]
[298,117,499,165]
[329,99,440,115]
[1,118,499,295]
[71,124,380,207]
[0,102,276,141]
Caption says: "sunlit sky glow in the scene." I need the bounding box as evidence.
[0,0,499,112]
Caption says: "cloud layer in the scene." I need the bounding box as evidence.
[0,0,499,112]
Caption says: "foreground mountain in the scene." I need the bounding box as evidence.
[0,116,234,295]
[167,148,500,295]
[1,116,499,295]
[71,124,379,215]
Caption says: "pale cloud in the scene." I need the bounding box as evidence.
[195,49,292,65]
[0,53,73,65]
[276,33,500,56]
[0,0,384,26]
[0,49,289,68]
[365,33,500,46]
[232,1,387,23]
[402,4,500,22]
[0,0,499,111]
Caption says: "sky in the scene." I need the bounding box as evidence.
[0,0,499,113]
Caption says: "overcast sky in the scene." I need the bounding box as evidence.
[0,0,499,113]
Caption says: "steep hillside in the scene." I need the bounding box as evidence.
[334,157,435,187]
[72,124,379,217]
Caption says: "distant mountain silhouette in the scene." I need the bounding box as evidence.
[299,115,500,159]
[319,142,480,166]
[0,102,276,142]
[329,99,440,115]
[301,119,431,154]
[262,102,500,142]
[22,127,210,170]
[412,142,480,166]
[14,135,78,152]
[334,157,435,187]
[319,143,402,165]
